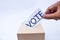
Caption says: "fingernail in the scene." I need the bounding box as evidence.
[42,14,46,18]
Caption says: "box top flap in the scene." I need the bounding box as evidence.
[17,23,45,34]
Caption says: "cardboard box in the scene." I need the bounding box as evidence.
[17,23,45,40]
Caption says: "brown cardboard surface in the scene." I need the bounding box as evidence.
[17,23,45,40]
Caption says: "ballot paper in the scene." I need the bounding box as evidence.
[24,8,43,27]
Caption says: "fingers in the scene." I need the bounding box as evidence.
[45,3,57,14]
[43,2,58,19]
[43,1,60,20]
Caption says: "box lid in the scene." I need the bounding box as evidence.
[17,23,45,34]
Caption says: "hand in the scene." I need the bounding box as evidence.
[43,1,60,20]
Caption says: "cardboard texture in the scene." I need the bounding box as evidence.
[17,23,45,40]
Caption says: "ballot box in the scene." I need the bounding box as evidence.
[17,23,45,40]
[17,8,45,40]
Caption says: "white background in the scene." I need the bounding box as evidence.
[0,0,60,40]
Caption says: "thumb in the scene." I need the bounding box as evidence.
[43,13,57,19]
